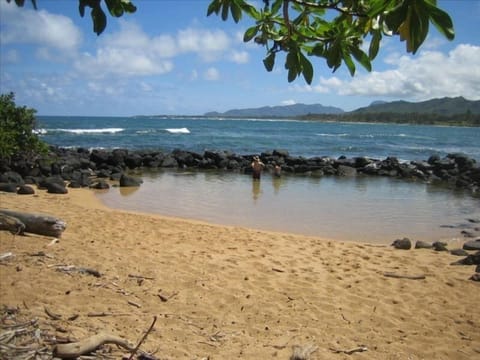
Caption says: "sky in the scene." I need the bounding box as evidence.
[0,0,479,116]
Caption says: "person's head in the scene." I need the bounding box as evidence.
[253,156,259,162]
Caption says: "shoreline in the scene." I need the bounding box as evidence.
[1,187,479,359]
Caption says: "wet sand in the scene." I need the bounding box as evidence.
[0,188,479,359]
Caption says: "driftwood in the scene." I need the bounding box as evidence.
[0,213,25,234]
[53,333,134,359]
[0,209,66,238]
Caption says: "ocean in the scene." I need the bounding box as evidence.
[36,116,480,243]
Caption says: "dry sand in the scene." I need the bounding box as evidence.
[0,188,479,359]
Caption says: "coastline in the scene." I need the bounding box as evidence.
[1,188,479,359]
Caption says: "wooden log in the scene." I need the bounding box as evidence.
[53,333,134,359]
[0,209,66,238]
[0,213,25,234]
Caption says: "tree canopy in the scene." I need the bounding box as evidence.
[0,92,48,159]
[6,0,454,84]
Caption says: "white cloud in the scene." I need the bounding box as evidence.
[0,2,81,53]
[281,99,296,106]
[177,28,230,61]
[307,44,480,100]
[230,50,249,64]
[204,67,220,81]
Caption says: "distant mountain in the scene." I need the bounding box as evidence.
[352,97,480,115]
[204,103,344,118]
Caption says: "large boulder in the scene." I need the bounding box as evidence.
[391,238,412,250]
[119,174,142,187]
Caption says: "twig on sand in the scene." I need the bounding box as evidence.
[128,274,155,280]
[383,272,426,280]
[44,307,62,320]
[329,346,368,355]
[127,315,157,360]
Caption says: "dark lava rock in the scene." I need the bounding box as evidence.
[17,185,35,195]
[469,273,480,281]
[451,251,480,265]
[432,241,448,251]
[119,174,142,187]
[47,182,68,194]
[0,183,17,193]
[450,248,469,257]
[90,181,110,190]
[415,240,432,249]
[391,238,411,250]
[463,239,480,251]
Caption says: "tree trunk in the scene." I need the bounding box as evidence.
[0,209,66,238]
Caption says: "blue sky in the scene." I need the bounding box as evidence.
[1,0,479,116]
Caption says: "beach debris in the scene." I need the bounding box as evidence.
[272,267,286,273]
[329,345,368,355]
[54,265,102,277]
[127,300,142,308]
[383,272,426,280]
[126,316,157,360]
[44,307,62,320]
[0,252,15,262]
[0,209,66,238]
[53,332,134,359]
[290,344,318,360]
[415,240,433,249]
[391,238,411,250]
[0,212,25,235]
[157,291,178,302]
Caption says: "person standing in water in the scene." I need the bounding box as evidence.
[251,156,265,180]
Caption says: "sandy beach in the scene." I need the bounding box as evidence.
[0,188,479,359]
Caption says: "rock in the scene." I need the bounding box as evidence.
[415,240,432,249]
[432,241,448,251]
[463,239,480,251]
[469,273,480,281]
[451,251,480,266]
[90,181,110,189]
[0,183,17,193]
[461,230,477,238]
[391,238,411,250]
[450,248,469,257]
[337,165,357,177]
[17,185,35,195]
[476,264,480,273]
[119,174,142,187]
[47,182,68,194]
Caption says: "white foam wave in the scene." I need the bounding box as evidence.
[33,128,47,135]
[166,127,190,134]
[57,128,124,134]
[316,133,349,137]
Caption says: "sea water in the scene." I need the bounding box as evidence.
[37,116,480,243]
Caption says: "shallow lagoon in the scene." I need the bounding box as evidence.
[96,170,479,244]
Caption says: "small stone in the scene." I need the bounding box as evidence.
[432,242,448,251]
[450,249,469,257]
[415,240,432,249]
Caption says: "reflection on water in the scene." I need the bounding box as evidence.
[96,170,480,244]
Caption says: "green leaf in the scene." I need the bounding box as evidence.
[91,5,107,35]
[122,1,136,14]
[427,3,455,40]
[230,0,242,23]
[105,0,123,17]
[79,0,87,17]
[263,52,275,72]
[299,51,314,84]
[286,49,300,83]
[221,1,230,21]
[351,47,371,72]
[369,31,381,59]
[271,0,283,15]
[243,26,259,42]
[207,0,222,16]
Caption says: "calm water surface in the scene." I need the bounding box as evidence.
[96,170,479,244]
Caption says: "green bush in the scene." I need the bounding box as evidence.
[0,92,48,160]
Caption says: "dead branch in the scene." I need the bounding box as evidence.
[127,316,157,360]
[329,346,368,355]
[53,333,134,359]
